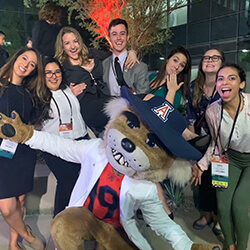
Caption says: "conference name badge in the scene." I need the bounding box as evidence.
[0,139,18,159]
[59,122,73,139]
[211,154,229,189]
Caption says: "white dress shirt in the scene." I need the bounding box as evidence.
[108,50,128,96]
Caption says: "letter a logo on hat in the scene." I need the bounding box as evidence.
[151,102,174,122]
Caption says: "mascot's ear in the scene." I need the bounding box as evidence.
[104,97,130,120]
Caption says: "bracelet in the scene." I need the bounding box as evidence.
[196,163,204,172]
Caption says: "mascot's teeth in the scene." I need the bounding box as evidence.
[119,157,125,165]
[114,154,121,160]
[111,148,130,168]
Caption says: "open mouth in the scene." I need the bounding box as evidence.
[111,148,130,168]
[221,88,231,93]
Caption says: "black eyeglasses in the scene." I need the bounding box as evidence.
[45,70,62,78]
[203,55,221,62]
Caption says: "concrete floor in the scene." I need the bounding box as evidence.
[0,203,224,250]
[0,157,224,250]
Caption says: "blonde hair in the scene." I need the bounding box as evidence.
[55,27,90,66]
[39,3,62,24]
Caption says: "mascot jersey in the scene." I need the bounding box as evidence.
[84,163,124,227]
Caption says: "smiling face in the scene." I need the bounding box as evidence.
[165,53,187,75]
[12,51,37,85]
[62,32,80,63]
[216,67,245,103]
[202,49,222,75]
[109,24,129,56]
[45,62,62,91]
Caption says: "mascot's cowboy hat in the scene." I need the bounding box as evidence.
[121,86,202,161]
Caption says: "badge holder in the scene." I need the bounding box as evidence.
[0,139,18,159]
[59,122,73,139]
[211,154,229,189]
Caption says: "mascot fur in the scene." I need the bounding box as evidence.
[0,87,221,250]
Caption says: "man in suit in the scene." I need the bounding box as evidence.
[102,18,150,96]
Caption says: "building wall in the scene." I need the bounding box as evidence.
[146,0,250,92]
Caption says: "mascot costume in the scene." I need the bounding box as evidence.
[0,87,221,250]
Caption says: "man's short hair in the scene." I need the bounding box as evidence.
[108,18,128,35]
[0,30,6,36]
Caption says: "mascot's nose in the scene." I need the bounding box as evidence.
[121,138,135,153]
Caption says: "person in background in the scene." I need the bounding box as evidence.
[0,30,9,69]
[26,37,33,49]
[32,3,62,58]
[102,18,150,96]
[42,58,89,216]
[192,63,250,250]
[187,48,225,235]
[0,47,51,250]
[149,46,191,113]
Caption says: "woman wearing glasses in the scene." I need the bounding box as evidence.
[186,48,225,234]
[41,58,88,216]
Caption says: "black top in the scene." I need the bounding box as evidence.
[0,46,9,69]
[63,58,110,102]
[0,83,36,199]
[0,83,34,154]
[32,19,61,57]
[186,80,220,130]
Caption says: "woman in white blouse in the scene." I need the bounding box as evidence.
[192,63,250,250]
[42,58,88,216]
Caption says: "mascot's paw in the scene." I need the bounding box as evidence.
[191,243,222,250]
[0,111,34,143]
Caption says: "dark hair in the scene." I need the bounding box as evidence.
[39,3,62,24]
[192,47,225,108]
[0,30,6,36]
[43,57,66,90]
[150,45,192,99]
[108,18,128,35]
[0,47,52,125]
[216,63,246,85]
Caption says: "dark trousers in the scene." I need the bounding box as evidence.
[43,152,81,216]
[198,165,217,213]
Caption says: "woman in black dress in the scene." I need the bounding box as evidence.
[0,47,51,250]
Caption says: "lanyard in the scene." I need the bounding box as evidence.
[52,89,72,125]
[213,92,242,154]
